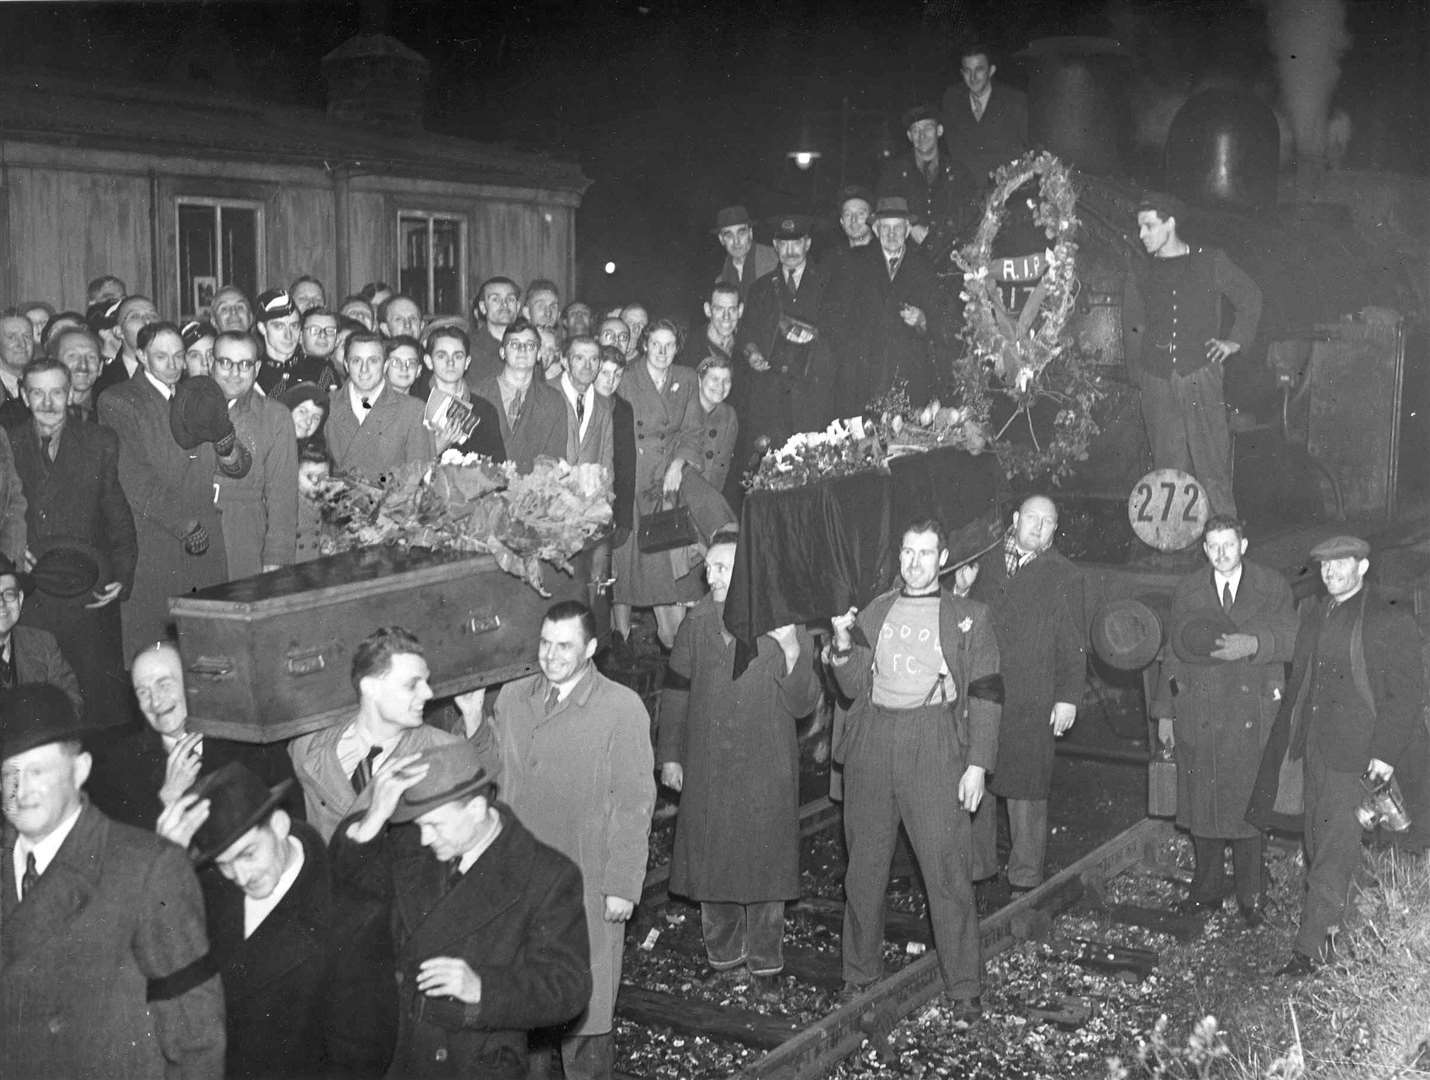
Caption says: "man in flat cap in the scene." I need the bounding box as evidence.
[712,206,777,304]
[1,683,226,1079]
[1153,514,1297,924]
[331,740,591,1080]
[1124,192,1262,517]
[156,762,395,1080]
[1249,536,1428,975]
[877,105,980,269]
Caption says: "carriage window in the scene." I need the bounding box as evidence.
[399,212,466,316]
[177,199,263,320]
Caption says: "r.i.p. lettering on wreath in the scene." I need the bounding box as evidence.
[1127,467,1209,553]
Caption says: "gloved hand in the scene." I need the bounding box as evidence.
[183,523,210,556]
[170,375,238,452]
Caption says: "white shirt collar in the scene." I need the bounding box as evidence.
[336,720,401,778]
[243,835,305,938]
[1213,564,1243,598]
[143,370,175,399]
[348,381,381,420]
[14,801,84,898]
[970,85,992,110]
[456,815,503,875]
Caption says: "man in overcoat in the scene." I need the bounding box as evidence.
[470,319,568,473]
[659,533,818,999]
[325,331,433,484]
[489,600,653,1079]
[331,739,592,1080]
[940,44,1030,188]
[877,105,980,269]
[552,335,614,471]
[156,762,395,1080]
[0,554,84,720]
[212,331,298,579]
[828,518,1001,1021]
[1154,515,1297,922]
[9,356,136,724]
[969,495,1084,892]
[712,205,777,303]
[1,683,226,1080]
[1247,536,1428,975]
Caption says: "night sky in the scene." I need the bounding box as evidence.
[4,0,1426,313]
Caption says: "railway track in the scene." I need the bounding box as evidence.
[612,796,1192,1080]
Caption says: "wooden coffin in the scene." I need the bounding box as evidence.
[170,547,590,743]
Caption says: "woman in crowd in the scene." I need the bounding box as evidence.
[281,382,329,454]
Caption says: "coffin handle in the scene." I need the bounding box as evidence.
[188,656,235,680]
[464,612,502,635]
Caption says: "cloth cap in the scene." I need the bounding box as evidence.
[838,185,874,213]
[1091,598,1165,671]
[1309,535,1370,561]
[169,375,236,449]
[713,205,752,232]
[0,684,88,762]
[772,215,813,241]
[392,742,494,824]
[1170,608,1239,665]
[187,762,295,865]
[872,196,911,220]
[901,103,942,129]
[255,289,297,324]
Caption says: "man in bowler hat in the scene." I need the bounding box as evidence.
[1,683,225,1079]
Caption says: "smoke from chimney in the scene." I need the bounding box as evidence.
[1262,0,1351,167]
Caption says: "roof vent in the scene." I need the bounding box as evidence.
[321,34,430,130]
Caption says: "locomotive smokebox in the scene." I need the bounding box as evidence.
[1164,89,1281,211]
[1022,36,1132,176]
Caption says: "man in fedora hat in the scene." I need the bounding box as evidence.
[331,740,591,1080]
[1153,514,1297,925]
[736,213,837,444]
[1,683,226,1079]
[156,763,395,1079]
[877,104,980,268]
[967,495,1085,896]
[8,355,136,724]
[1248,535,1429,976]
[827,516,1001,1023]
[712,205,777,303]
[0,554,83,720]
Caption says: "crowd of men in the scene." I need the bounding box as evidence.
[0,37,1410,1080]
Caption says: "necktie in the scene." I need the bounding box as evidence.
[1222,581,1234,613]
[575,393,585,426]
[21,851,39,899]
[972,95,985,121]
[888,256,900,281]
[508,390,524,429]
[786,269,797,297]
[39,435,54,463]
[446,859,464,892]
[545,685,560,714]
[350,745,382,795]
[922,159,937,185]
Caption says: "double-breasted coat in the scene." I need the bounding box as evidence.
[331,804,591,1080]
[972,545,1086,799]
[204,821,394,1080]
[0,802,226,1080]
[659,599,818,901]
[612,361,704,606]
[324,383,432,484]
[1154,559,1297,838]
[492,668,654,1035]
[99,373,233,651]
[7,416,136,725]
[217,388,298,580]
[736,263,838,441]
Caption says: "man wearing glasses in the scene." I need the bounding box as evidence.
[255,289,304,396]
[212,332,298,580]
[0,554,84,718]
[296,307,341,390]
[324,329,432,483]
[470,318,566,473]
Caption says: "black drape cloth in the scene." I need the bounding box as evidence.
[724,447,1003,675]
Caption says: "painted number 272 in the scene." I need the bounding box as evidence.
[1134,481,1200,523]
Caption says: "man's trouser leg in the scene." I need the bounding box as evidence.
[970,795,999,881]
[1178,365,1237,517]
[1230,834,1264,908]
[841,719,902,987]
[1005,798,1049,889]
[1189,835,1230,902]
[1296,748,1365,957]
[561,1033,615,1080]
[746,901,787,975]
[895,706,982,1000]
[1138,374,1193,473]
[701,902,748,970]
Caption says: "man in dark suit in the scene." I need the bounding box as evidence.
[940,44,1030,187]
[1249,536,1429,976]
[471,319,567,474]
[877,105,980,269]
[331,740,592,1079]
[324,330,433,484]
[86,641,301,830]
[10,357,136,725]
[156,763,394,1080]
[553,336,615,472]
[968,495,1085,893]
[0,555,83,720]
[712,205,778,304]
[1,684,226,1080]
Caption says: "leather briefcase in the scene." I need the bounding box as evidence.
[638,498,699,554]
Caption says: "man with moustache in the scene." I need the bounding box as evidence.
[10,356,134,722]
[470,319,567,473]
[324,330,432,483]
[712,205,777,303]
[210,286,255,334]
[468,277,522,387]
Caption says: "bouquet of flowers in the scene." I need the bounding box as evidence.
[313,451,612,594]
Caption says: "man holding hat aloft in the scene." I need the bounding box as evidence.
[156,763,395,1080]
[331,739,591,1080]
[0,683,226,1079]
[736,213,837,444]
[876,104,980,268]
[1153,514,1297,925]
[712,205,778,304]
[1248,535,1429,975]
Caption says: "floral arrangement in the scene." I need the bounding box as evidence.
[950,149,1105,482]
[745,384,989,492]
[312,452,612,593]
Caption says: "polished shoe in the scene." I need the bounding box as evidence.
[945,995,983,1025]
[749,973,782,1003]
[1276,952,1317,978]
